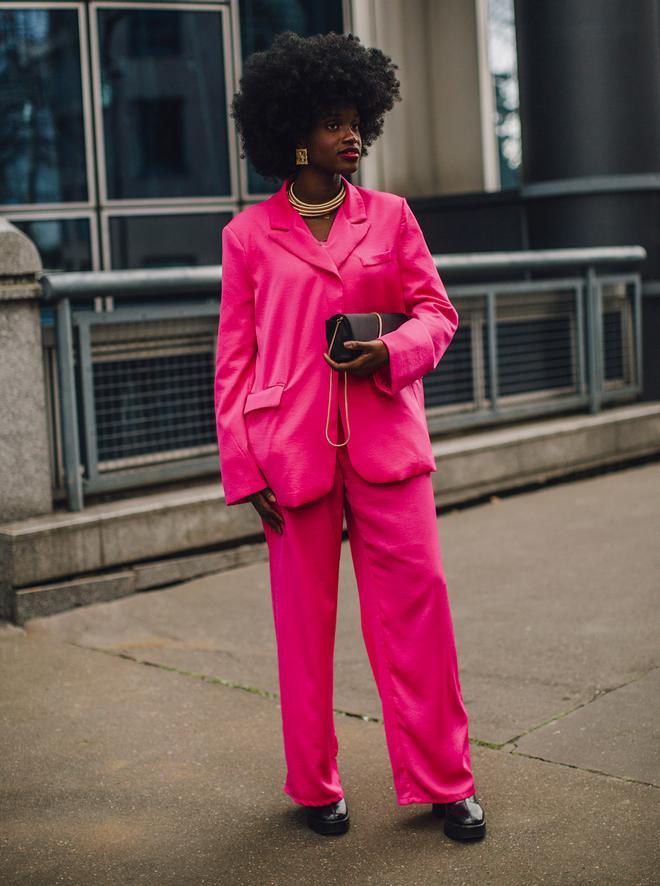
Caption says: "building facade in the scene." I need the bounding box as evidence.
[0,0,523,271]
[0,0,656,514]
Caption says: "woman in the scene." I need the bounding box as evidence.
[214,31,486,841]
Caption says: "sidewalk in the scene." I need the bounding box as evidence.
[2,461,659,885]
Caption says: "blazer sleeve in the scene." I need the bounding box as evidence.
[214,225,268,505]
[371,198,459,396]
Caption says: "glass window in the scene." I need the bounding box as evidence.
[10,217,92,272]
[487,0,521,190]
[0,8,88,205]
[108,212,233,269]
[238,0,344,194]
[97,7,231,200]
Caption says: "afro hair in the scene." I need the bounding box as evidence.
[231,31,401,182]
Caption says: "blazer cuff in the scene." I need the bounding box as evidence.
[222,472,268,507]
[219,442,269,506]
[372,339,395,394]
[372,319,436,396]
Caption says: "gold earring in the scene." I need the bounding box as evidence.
[295,147,308,166]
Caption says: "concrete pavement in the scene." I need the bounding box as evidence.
[2,460,659,884]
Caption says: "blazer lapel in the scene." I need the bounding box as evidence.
[266,175,371,279]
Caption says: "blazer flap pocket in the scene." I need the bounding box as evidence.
[244,383,285,414]
[359,249,393,267]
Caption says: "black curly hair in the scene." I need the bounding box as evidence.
[231,31,401,182]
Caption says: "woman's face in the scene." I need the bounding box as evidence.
[300,104,362,175]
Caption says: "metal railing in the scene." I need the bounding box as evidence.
[40,245,646,511]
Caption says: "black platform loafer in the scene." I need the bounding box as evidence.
[432,794,486,841]
[305,797,350,836]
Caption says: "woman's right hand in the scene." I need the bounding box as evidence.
[248,487,284,534]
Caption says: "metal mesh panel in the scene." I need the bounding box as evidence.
[486,314,575,398]
[423,324,474,408]
[489,290,578,401]
[601,281,636,389]
[604,311,624,380]
[93,351,215,464]
[425,290,579,412]
[84,314,218,471]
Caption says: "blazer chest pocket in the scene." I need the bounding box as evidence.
[243,383,285,415]
[359,249,393,267]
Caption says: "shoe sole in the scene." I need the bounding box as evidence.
[443,818,486,841]
[432,805,486,841]
[306,814,350,836]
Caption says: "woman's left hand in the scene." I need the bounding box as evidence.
[323,339,389,378]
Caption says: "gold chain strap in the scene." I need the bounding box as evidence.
[324,313,383,448]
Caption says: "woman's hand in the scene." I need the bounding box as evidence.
[248,487,284,534]
[322,339,389,377]
[246,342,389,531]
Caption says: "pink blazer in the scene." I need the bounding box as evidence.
[214,174,459,508]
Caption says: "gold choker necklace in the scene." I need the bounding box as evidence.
[287,180,346,218]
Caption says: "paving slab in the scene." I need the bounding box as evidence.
[28,461,660,752]
[1,632,657,886]
[515,668,660,785]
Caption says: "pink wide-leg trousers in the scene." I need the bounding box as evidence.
[260,417,475,807]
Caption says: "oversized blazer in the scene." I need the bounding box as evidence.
[214,174,459,508]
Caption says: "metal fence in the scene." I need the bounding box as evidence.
[40,246,645,511]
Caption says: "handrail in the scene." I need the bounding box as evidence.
[436,245,646,273]
[40,266,222,301]
[39,245,647,302]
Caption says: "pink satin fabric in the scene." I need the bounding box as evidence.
[261,417,476,807]
[215,175,474,806]
[214,175,459,508]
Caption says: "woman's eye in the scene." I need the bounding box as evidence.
[326,121,360,131]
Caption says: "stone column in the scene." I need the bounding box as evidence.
[0,218,52,523]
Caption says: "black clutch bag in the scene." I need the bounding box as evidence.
[325,312,410,363]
